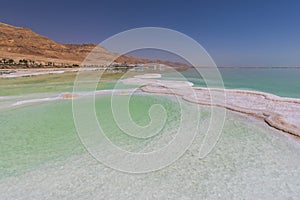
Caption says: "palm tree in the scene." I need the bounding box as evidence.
[8,59,14,65]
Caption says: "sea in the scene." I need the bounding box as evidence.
[0,68,300,199]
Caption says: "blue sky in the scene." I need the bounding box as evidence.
[1,0,300,66]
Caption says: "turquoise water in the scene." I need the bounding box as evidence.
[0,100,81,177]
[1,97,300,199]
[1,69,300,198]
[0,94,183,177]
[164,68,300,98]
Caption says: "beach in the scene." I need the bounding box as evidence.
[0,68,103,78]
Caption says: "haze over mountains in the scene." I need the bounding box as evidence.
[0,22,188,68]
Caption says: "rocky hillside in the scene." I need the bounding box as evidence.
[0,22,115,65]
[0,22,189,69]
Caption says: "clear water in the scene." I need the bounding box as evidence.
[164,68,300,98]
[0,94,182,177]
[1,69,300,199]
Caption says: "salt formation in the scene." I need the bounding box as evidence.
[122,74,300,137]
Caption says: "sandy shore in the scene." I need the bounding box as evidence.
[0,68,73,78]
[0,68,104,78]
[122,75,300,137]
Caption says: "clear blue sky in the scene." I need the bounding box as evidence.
[1,0,300,66]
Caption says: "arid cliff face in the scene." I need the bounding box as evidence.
[0,22,189,69]
[0,22,113,65]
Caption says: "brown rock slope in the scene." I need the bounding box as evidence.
[0,22,190,69]
[0,22,113,65]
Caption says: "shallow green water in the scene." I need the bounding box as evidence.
[0,72,129,96]
[2,68,299,98]
[0,100,81,177]
[0,94,182,177]
[1,100,300,199]
[1,69,300,198]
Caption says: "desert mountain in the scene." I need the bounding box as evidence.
[0,22,114,65]
[0,22,189,68]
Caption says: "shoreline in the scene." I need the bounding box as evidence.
[121,75,300,138]
[5,82,300,140]
[1,66,300,78]
[141,87,300,137]
[0,68,85,78]
[0,67,128,78]
[2,72,299,139]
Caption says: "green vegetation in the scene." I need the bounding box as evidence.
[0,58,79,68]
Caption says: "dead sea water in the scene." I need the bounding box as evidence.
[1,69,300,199]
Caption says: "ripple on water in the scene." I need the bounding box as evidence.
[0,95,300,199]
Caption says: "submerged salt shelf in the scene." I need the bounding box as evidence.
[1,105,300,199]
[1,72,300,199]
